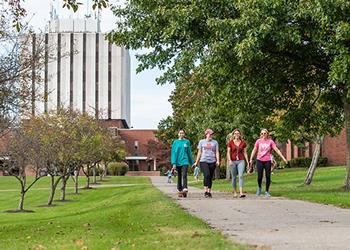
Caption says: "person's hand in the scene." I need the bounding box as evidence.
[192,163,197,168]
[172,165,176,170]
[216,161,220,167]
[284,159,288,164]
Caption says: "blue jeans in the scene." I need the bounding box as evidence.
[230,160,245,189]
[176,165,188,191]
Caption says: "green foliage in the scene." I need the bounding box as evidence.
[287,157,328,168]
[109,0,347,145]
[107,162,129,176]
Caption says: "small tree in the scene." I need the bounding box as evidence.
[1,125,45,211]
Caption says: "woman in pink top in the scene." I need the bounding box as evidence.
[249,129,288,197]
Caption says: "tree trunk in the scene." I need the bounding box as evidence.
[17,176,26,210]
[102,162,108,180]
[19,186,25,210]
[93,164,97,184]
[48,176,61,205]
[344,99,350,190]
[304,136,321,185]
[86,174,90,188]
[74,168,79,194]
[84,165,91,189]
[60,176,67,201]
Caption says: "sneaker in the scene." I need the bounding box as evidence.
[208,192,212,198]
[257,188,262,196]
[239,194,246,198]
[183,188,188,192]
[265,192,271,197]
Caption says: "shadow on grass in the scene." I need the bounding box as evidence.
[37,204,60,208]
[54,199,76,203]
[4,209,35,213]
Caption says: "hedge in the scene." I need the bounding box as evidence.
[286,157,328,168]
[107,162,129,176]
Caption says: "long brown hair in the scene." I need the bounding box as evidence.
[231,128,242,140]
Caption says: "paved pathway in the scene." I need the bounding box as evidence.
[151,176,350,250]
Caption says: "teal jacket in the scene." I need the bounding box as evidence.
[171,139,194,166]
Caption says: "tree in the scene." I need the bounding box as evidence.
[0,18,45,135]
[0,123,45,211]
[147,139,171,173]
[109,1,350,188]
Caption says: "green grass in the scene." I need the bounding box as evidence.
[192,166,350,208]
[0,176,246,250]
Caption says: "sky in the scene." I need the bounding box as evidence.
[22,0,174,129]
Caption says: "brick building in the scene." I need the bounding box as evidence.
[117,129,157,171]
[280,129,347,166]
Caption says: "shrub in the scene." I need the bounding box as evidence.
[107,162,129,176]
[287,157,328,168]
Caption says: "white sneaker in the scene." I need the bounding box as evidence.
[183,188,188,192]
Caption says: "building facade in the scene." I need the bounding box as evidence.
[29,18,130,126]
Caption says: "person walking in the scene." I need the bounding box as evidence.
[171,129,194,194]
[227,129,249,198]
[249,129,288,197]
[194,128,220,198]
[165,168,173,183]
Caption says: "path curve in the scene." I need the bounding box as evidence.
[150,176,350,250]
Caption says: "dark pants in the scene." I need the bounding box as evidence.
[200,162,216,189]
[176,165,188,191]
[257,160,271,191]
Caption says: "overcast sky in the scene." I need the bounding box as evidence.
[22,0,174,129]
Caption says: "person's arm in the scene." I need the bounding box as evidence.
[227,146,232,166]
[272,144,288,164]
[244,147,249,166]
[194,142,202,166]
[171,141,177,169]
[216,143,220,166]
[187,140,195,166]
[249,146,257,167]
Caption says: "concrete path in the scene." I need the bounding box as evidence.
[150,176,350,250]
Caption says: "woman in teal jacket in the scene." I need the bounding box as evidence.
[171,129,194,193]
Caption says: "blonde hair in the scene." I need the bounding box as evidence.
[260,128,270,138]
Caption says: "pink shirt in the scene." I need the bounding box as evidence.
[254,138,276,161]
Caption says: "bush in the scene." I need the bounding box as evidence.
[107,162,129,176]
[287,157,328,168]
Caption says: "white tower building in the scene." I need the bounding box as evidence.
[30,17,130,128]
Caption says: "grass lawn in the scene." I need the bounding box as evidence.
[0,176,246,250]
[192,166,350,208]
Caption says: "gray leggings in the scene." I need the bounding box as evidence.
[230,160,245,188]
